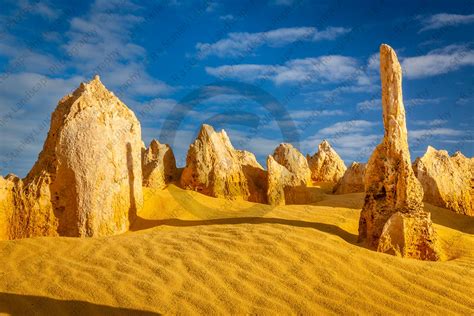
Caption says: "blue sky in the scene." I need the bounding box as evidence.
[0,0,473,177]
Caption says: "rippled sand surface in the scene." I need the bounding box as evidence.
[1,185,473,315]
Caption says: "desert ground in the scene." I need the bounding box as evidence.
[1,184,472,315]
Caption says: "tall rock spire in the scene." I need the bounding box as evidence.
[358,45,440,260]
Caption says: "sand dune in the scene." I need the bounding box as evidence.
[0,185,473,315]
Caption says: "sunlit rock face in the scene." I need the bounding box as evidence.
[333,162,366,194]
[413,147,473,216]
[11,75,143,238]
[267,143,312,206]
[358,44,440,261]
[307,140,346,183]
[142,139,178,190]
[180,124,267,203]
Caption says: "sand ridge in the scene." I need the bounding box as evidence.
[0,185,473,315]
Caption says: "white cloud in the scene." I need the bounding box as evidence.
[62,0,172,97]
[318,120,378,135]
[411,119,448,126]
[419,13,474,32]
[196,26,351,58]
[357,98,442,111]
[290,109,346,120]
[206,55,362,85]
[402,44,474,79]
[271,0,295,5]
[219,14,234,21]
[410,128,465,139]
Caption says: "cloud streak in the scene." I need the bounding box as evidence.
[419,13,474,32]
[196,26,351,58]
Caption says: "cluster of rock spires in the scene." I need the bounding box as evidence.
[0,45,472,261]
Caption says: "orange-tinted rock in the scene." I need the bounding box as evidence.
[267,143,313,206]
[180,124,267,203]
[142,139,178,189]
[333,162,366,194]
[307,140,346,183]
[358,44,440,260]
[413,146,473,216]
[16,75,143,238]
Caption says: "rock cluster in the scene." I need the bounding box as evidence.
[267,143,312,205]
[5,76,144,239]
[180,124,267,203]
[358,44,440,260]
[413,146,473,216]
[142,139,178,190]
[333,162,366,194]
[307,140,346,183]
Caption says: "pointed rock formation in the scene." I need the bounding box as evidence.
[307,140,346,183]
[14,75,143,238]
[358,44,440,260]
[267,143,313,205]
[413,146,473,216]
[333,162,366,194]
[180,124,267,203]
[142,139,178,189]
[0,175,20,240]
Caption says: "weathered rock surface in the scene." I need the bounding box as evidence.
[377,212,440,260]
[358,44,440,260]
[142,139,178,189]
[180,124,267,203]
[0,175,20,240]
[267,143,313,206]
[333,162,366,194]
[413,146,473,216]
[307,140,346,183]
[14,75,143,238]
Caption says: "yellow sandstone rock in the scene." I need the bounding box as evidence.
[180,124,267,203]
[142,139,178,190]
[12,75,143,238]
[333,162,366,194]
[358,44,440,260]
[307,140,346,183]
[267,143,312,206]
[413,146,473,216]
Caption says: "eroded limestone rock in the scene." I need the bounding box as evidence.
[307,140,346,183]
[358,44,440,260]
[413,146,473,216]
[142,139,178,190]
[333,162,366,194]
[15,75,143,238]
[180,124,267,203]
[267,143,313,205]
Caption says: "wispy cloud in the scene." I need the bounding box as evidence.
[196,26,351,58]
[402,44,474,79]
[357,98,441,111]
[219,14,234,21]
[63,0,172,97]
[206,55,362,85]
[419,13,474,32]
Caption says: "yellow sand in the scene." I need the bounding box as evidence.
[0,185,473,315]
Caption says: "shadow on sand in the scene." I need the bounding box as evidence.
[0,293,160,316]
[131,216,358,244]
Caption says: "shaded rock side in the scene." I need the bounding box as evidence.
[267,144,313,206]
[180,124,267,203]
[307,140,346,183]
[333,162,366,194]
[17,75,143,238]
[358,44,439,260]
[142,139,178,190]
[413,146,473,216]
[377,212,440,260]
